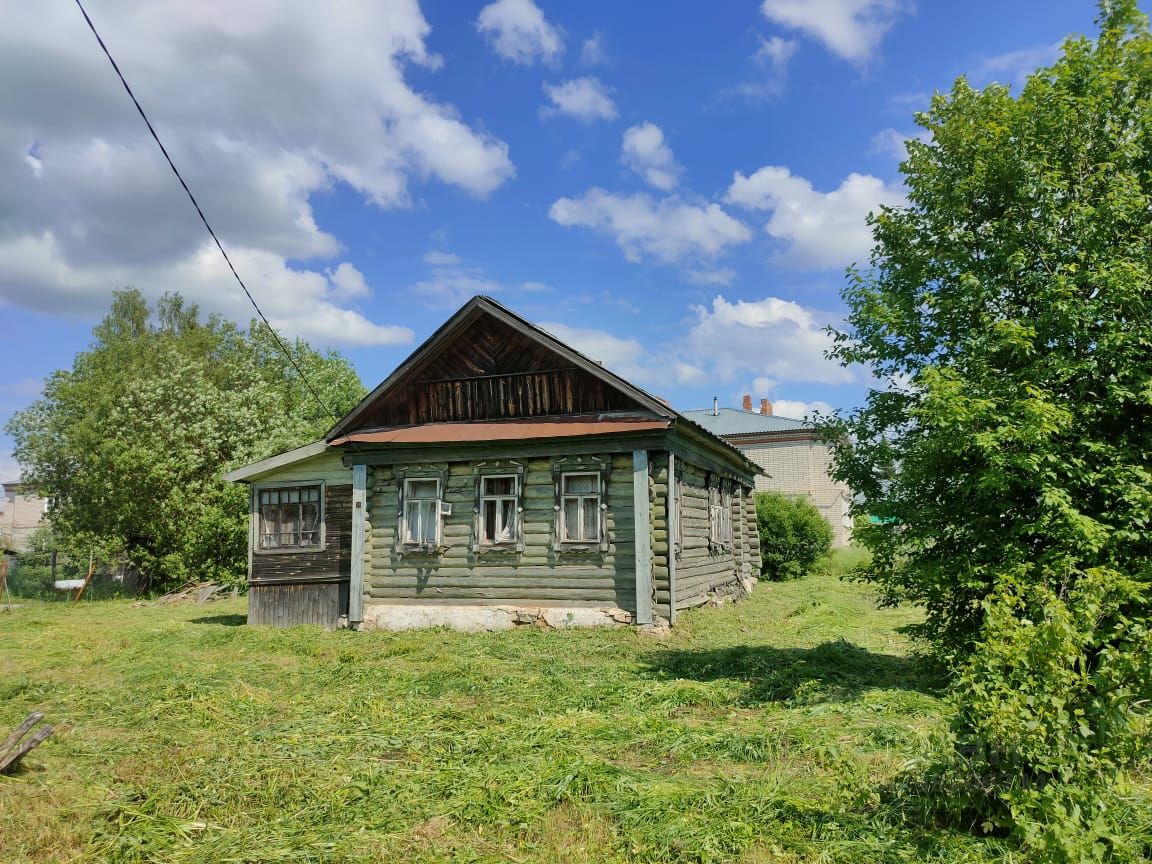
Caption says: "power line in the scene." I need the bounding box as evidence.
[72,0,344,427]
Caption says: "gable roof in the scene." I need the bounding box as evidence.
[684,407,815,437]
[326,295,676,439]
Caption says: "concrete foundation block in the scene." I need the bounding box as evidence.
[364,603,631,633]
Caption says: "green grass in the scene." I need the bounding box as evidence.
[1,551,1015,863]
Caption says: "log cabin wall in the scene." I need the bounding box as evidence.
[364,453,639,612]
[673,460,755,611]
[248,482,353,627]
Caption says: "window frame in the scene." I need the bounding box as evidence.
[671,469,683,556]
[250,480,326,555]
[559,471,603,545]
[401,476,443,548]
[478,473,520,548]
[707,478,735,552]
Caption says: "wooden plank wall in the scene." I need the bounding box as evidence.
[248,580,350,628]
[249,483,353,627]
[673,462,752,610]
[364,455,637,610]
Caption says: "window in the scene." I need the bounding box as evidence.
[561,472,601,543]
[671,472,683,554]
[258,485,322,550]
[403,478,441,546]
[480,475,518,545]
[708,482,734,550]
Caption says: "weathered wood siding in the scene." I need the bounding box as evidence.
[673,461,754,610]
[248,483,353,628]
[359,314,640,427]
[649,453,673,619]
[248,580,350,628]
[364,455,637,610]
[245,450,353,485]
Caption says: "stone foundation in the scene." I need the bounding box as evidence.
[360,603,636,633]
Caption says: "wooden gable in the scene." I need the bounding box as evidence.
[334,298,663,432]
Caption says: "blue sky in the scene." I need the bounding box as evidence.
[0,0,1126,479]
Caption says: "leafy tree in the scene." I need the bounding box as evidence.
[826,3,1152,857]
[6,290,365,591]
[755,492,833,581]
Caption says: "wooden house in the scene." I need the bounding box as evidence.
[224,297,760,630]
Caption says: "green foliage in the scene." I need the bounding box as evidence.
[755,491,833,580]
[5,290,365,592]
[825,2,1152,857]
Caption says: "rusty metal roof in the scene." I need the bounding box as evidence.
[330,414,671,446]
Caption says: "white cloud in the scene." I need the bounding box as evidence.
[760,0,911,64]
[326,262,371,300]
[726,166,904,268]
[537,321,655,383]
[476,0,563,66]
[542,77,618,123]
[722,35,797,103]
[579,34,608,66]
[685,268,737,286]
[550,189,752,266]
[682,295,855,387]
[870,127,931,160]
[975,42,1062,88]
[771,398,834,419]
[0,0,513,345]
[410,252,547,309]
[621,122,681,191]
[423,250,461,266]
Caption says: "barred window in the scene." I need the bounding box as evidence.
[258,485,322,550]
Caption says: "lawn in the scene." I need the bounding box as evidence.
[2,554,1016,863]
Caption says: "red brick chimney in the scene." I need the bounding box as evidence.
[742,394,752,411]
[760,399,772,416]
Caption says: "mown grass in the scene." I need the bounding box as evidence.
[2,552,1018,863]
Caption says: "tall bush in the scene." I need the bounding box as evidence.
[824,2,1152,856]
[755,491,832,581]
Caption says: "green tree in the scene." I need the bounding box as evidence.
[755,492,833,581]
[826,3,1152,857]
[6,290,365,591]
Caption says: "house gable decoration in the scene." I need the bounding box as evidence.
[327,296,675,436]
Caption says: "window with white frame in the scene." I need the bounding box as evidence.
[480,475,518,545]
[560,472,601,543]
[257,485,322,550]
[403,478,441,546]
[672,472,683,553]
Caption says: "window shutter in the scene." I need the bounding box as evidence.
[598,463,611,553]
[551,463,563,552]
[515,466,525,553]
[471,473,482,553]
[394,469,406,555]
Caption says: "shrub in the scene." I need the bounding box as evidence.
[755,492,833,581]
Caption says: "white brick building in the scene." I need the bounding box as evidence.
[684,399,853,548]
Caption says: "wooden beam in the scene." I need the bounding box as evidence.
[349,464,367,627]
[633,449,653,626]
[667,451,677,625]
